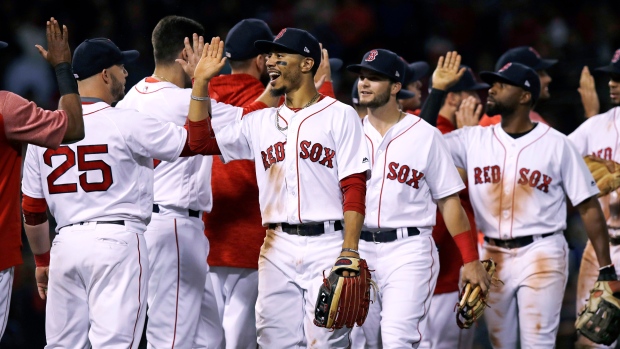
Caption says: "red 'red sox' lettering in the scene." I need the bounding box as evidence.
[299,140,335,168]
[261,141,286,170]
[593,147,613,161]
[386,162,424,189]
[517,168,553,193]
[473,165,501,184]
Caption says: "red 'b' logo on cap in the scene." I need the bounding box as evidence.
[612,49,620,64]
[275,29,286,41]
[528,47,541,58]
[365,50,378,62]
[499,62,512,72]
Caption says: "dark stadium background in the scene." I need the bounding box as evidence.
[1,0,619,347]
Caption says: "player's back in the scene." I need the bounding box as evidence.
[22,100,187,233]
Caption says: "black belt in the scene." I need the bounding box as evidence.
[360,227,420,243]
[153,204,200,218]
[268,221,343,236]
[69,220,124,227]
[484,232,555,249]
[610,236,620,246]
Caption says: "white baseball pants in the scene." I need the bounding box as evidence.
[256,228,352,348]
[194,271,225,348]
[352,233,439,348]
[481,233,569,349]
[575,240,620,349]
[350,284,382,348]
[0,267,14,341]
[210,266,259,349]
[418,291,475,349]
[145,213,220,349]
[45,222,148,349]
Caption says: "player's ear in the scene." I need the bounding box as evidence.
[390,81,402,96]
[300,57,314,74]
[519,90,533,106]
[101,68,111,84]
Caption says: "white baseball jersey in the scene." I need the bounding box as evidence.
[444,123,599,239]
[214,96,371,225]
[363,114,464,230]
[569,107,620,161]
[21,100,187,232]
[116,79,242,212]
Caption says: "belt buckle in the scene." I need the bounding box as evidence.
[372,232,379,244]
[296,225,301,236]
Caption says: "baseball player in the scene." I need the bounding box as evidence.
[398,59,430,115]
[443,62,614,348]
[204,19,338,348]
[479,46,554,127]
[418,66,489,349]
[0,17,83,341]
[199,27,371,348]
[568,48,620,349]
[116,16,272,349]
[20,35,225,348]
[347,49,490,348]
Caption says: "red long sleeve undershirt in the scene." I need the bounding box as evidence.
[340,172,367,216]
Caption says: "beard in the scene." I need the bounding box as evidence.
[110,74,125,102]
[485,100,513,117]
[269,69,302,98]
[360,88,391,109]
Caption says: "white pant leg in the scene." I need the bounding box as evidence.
[575,241,620,349]
[210,266,259,349]
[194,267,225,349]
[375,235,439,349]
[352,240,382,349]
[45,224,148,349]
[0,267,14,341]
[418,291,475,349]
[145,214,208,349]
[256,229,352,349]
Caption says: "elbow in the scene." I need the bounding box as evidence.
[62,128,85,144]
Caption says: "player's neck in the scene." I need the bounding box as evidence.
[284,83,319,109]
[438,104,457,126]
[152,65,186,88]
[367,101,403,137]
[501,110,534,134]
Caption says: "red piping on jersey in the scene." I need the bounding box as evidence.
[133,78,176,94]
[172,219,180,348]
[509,126,550,238]
[376,117,422,228]
[362,119,374,167]
[414,236,435,345]
[83,105,111,115]
[130,233,143,348]
[492,129,508,239]
[294,99,337,223]
[613,108,619,159]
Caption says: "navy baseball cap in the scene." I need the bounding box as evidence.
[480,62,541,104]
[255,28,321,67]
[495,46,557,71]
[347,49,415,98]
[225,19,273,60]
[403,60,430,85]
[0,41,7,49]
[352,79,360,105]
[595,48,620,75]
[72,38,139,80]
[448,66,489,92]
[329,58,343,72]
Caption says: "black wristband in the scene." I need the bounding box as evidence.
[55,62,79,96]
[598,264,618,281]
[418,88,446,127]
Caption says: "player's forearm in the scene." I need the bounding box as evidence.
[418,88,446,127]
[438,193,480,264]
[188,78,212,122]
[24,221,52,255]
[56,62,84,143]
[342,211,363,252]
[578,196,612,266]
[255,84,279,108]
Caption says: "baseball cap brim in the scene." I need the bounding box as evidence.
[121,50,140,65]
[595,65,620,75]
[0,41,7,49]
[464,82,490,91]
[397,89,416,99]
[407,62,430,82]
[347,64,399,82]
[255,40,305,57]
[329,58,343,72]
[533,58,557,70]
[479,72,519,88]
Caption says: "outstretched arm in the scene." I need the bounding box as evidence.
[419,51,466,126]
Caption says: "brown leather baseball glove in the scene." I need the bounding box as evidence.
[455,258,502,329]
[575,280,620,345]
[584,155,620,197]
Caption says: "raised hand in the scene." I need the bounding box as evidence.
[578,66,600,118]
[314,43,331,90]
[431,51,466,91]
[35,17,71,67]
[194,36,227,83]
[456,96,483,128]
[176,33,205,79]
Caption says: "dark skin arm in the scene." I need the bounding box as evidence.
[577,196,612,267]
[35,17,84,143]
[340,211,364,277]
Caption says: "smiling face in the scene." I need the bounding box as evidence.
[485,81,530,116]
[266,51,314,96]
[357,68,398,109]
[537,69,552,100]
[610,74,620,105]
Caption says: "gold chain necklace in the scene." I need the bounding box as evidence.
[152,73,171,83]
[275,93,321,133]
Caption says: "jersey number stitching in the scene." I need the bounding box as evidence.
[44,145,114,194]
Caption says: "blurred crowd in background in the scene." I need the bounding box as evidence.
[1,0,619,347]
